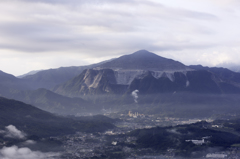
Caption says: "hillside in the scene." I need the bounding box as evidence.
[21,59,113,90]
[0,97,114,137]
[0,70,31,92]
[5,88,97,115]
[127,121,240,158]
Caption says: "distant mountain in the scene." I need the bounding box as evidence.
[21,60,114,90]
[3,50,240,118]
[189,65,240,86]
[128,70,224,94]
[228,66,240,73]
[52,69,128,98]
[0,97,114,137]
[17,70,43,78]
[5,88,97,115]
[0,70,31,94]
[0,70,19,82]
[215,64,240,73]
[0,70,98,115]
[53,50,240,99]
[50,50,240,118]
[97,50,190,71]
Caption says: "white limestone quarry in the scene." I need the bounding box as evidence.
[152,71,181,82]
[85,68,194,88]
[114,70,146,85]
[89,73,103,88]
[113,69,190,85]
[83,69,103,88]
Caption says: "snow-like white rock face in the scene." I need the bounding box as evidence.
[83,70,95,87]
[186,80,190,87]
[89,73,103,88]
[88,68,193,86]
[113,69,190,85]
[150,71,178,82]
[83,69,104,88]
[114,70,146,85]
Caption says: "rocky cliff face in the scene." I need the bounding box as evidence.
[52,69,128,97]
[112,69,187,85]
[53,67,240,98]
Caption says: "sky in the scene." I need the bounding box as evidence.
[0,0,240,76]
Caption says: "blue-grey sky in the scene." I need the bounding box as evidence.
[0,0,240,75]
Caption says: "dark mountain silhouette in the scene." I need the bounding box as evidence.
[17,70,42,78]
[0,97,114,137]
[189,65,240,83]
[0,70,32,95]
[5,88,97,115]
[0,70,97,115]
[98,50,190,71]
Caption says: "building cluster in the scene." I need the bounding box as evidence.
[206,153,227,158]
[128,111,145,118]
[186,136,211,145]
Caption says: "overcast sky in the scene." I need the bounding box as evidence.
[0,0,240,76]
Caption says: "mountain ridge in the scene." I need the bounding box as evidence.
[0,97,114,137]
[18,59,114,90]
[97,50,191,71]
[53,50,240,98]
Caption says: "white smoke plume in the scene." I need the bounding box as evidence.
[186,80,190,87]
[3,125,26,139]
[131,90,139,103]
[0,146,61,159]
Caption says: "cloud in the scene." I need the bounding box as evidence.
[0,0,239,75]
[203,0,240,6]
[16,0,136,4]
[23,140,36,145]
[0,0,219,53]
[0,146,60,159]
[0,125,26,139]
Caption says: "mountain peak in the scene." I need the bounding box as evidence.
[97,50,190,71]
[132,49,151,54]
[130,50,163,58]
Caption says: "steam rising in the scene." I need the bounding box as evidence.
[0,125,26,139]
[131,90,139,103]
[186,80,190,87]
[0,146,60,159]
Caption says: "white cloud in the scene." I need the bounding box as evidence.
[1,125,26,139]
[0,146,60,159]
[0,0,239,75]
[23,140,36,145]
